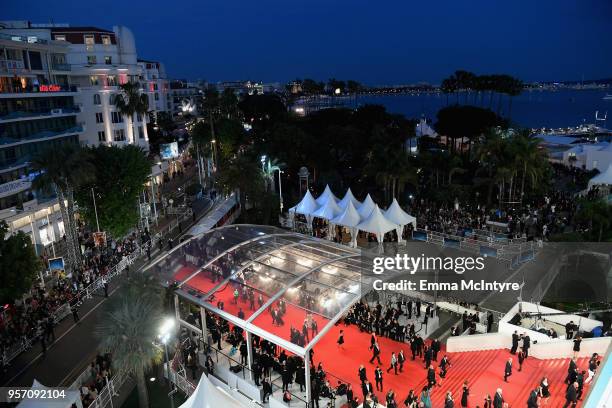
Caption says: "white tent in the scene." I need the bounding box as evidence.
[312,198,343,240]
[357,194,376,219]
[289,190,319,228]
[385,198,417,243]
[331,201,361,247]
[17,380,83,408]
[337,188,362,210]
[588,164,612,189]
[179,373,244,408]
[315,184,339,206]
[356,205,398,244]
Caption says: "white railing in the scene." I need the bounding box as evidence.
[87,370,130,408]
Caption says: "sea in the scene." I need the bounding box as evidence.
[355,89,611,130]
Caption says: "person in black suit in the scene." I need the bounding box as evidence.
[522,334,531,358]
[358,364,367,383]
[510,331,519,354]
[369,342,382,364]
[427,364,438,388]
[527,386,540,408]
[374,366,384,391]
[504,357,512,382]
[439,355,451,378]
[565,357,577,384]
[398,350,406,372]
[424,346,432,369]
[362,380,373,400]
[493,388,504,408]
[563,382,578,408]
[431,339,441,362]
[262,378,272,402]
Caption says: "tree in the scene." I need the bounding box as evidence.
[575,199,612,242]
[96,275,163,408]
[435,105,507,154]
[346,80,362,94]
[0,222,42,303]
[115,82,149,144]
[76,145,151,237]
[32,144,94,273]
[216,151,266,221]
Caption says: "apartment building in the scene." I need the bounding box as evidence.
[0,24,80,254]
[138,58,169,120]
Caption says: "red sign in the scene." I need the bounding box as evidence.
[39,84,61,92]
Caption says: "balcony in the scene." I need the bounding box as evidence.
[0,59,26,73]
[51,63,71,71]
[0,106,81,123]
[0,84,78,97]
[0,33,48,44]
[0,124,84,148]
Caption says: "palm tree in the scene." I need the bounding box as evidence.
[32,144,94,273]
[115,82,149,144]
[96,275,163,408]
[511,130,544,202]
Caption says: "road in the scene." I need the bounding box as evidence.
[0,196,212,388]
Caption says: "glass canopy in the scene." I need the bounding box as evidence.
[147,224,367,352]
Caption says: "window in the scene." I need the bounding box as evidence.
[93,94,101,105]
[87,55,97,65]
[109,94,116,105]
[95,112,104,123]
[104,56,112,65]
[113,129,125,141]
[136,113,142,122]
[106,75,117,86]
[138,126,144,139]
[111,111,123,123]
[55,35,66,41]
[84,34,94,50]
[101,35,111,45]
[90,75,99,86]
[154,93,159,101]
[97,131,106,142]
[153,83,158,91]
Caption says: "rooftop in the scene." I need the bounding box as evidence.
[146,224,369,354]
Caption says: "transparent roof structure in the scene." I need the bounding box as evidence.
[146,224,368,354]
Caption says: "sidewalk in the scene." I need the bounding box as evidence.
[0,196,214,388]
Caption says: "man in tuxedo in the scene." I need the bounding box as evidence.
[398,350,406,372]
[374,366,384,391]
[510,331,519,354]
[565,357,577,384]
[527,387,540,408]
[358,364,367,383]
[504,357,513,382]
[493,388,504,408]
[522,333,531,358]
[369,341,382,364]
[361,380,373,400]
[431,339,441,362]
[563,382,578,408]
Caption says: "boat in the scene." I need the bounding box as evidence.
[603,94,612,100]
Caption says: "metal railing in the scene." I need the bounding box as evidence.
[87,370,129,408]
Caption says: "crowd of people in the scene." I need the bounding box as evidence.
[77,353,113,407]
[0,233,141,369]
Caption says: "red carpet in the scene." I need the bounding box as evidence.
[175,266,330,342]
[312,323,591,408]
[174,266,591,407]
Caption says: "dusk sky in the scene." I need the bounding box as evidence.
[4,0,612,85]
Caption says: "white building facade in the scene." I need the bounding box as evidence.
[137,59,169,120]
[0,21,79,255]
[48,25,150,150]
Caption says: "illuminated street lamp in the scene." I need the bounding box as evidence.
[158,317,176,408]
